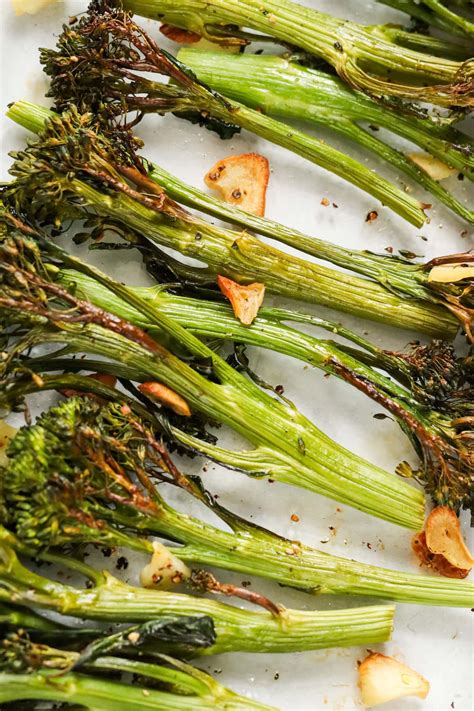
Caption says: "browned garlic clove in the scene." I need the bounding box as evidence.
[140,541,191,589]
[359,652,429,707]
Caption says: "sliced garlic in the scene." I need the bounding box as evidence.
[428,264,474,283]
[359,652,429,707]
[205,153,270,217]
[425,506,474,571]
[407,152,457,181]
[138,382,191,417]
[217,275,265,325]
[140,541,191,589]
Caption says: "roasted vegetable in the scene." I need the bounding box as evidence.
[0,215,427,528]
[2,396,472,605]
[0,528,396,655]
[179,49,474,223]
[0,620,277,709]
[120,0,474,106]
[7,101,473,339]
[38,4,433,226]
[59,268,474,517]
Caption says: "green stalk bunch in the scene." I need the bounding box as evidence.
[0,526,395,655]
[39,4,432,227]
[0,619,277,710]
[120,0,474,106]
[60,269,474,517]
[7,102,474,340]
[3,395,473,606]
[179,49,474,223]
[0,218,427,529]
[373,0,474,39]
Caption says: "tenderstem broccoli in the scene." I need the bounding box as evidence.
[59,269,474,518]
[0,619,276,709]
[120,0,474,106]
[38,4,434,227]
[2,395,473,606]
[0,527,396,654]
[373,0,474,39]
[6,102,473,339]
[0,217,426,528]
[178,49,474,223]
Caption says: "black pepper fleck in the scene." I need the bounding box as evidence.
[116,556,129,571]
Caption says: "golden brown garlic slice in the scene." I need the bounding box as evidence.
[359,652,429,707]
[217,275,265,325]
[407,152,457,181]
[138,382,191,417]
[205,153,270,216]
[425,506,474,571]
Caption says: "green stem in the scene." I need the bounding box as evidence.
[377,24,473,57]
[0,670,274,710]
[196,94,429,226]
[0,540,395,654]
[110,502,474,607]
[375,0,474,37]
[7,100,459,339]
[187,50,473,177]
[27,311,425,528]
[179,49,474,197]
[3,212,428,528]
[68,178,456,338]
[421,0,474,35]
[3,358,470,608]
[61,269,426,414]
[123,0,472,105]
[0,603,59,632]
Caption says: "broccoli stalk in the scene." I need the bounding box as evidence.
[3,395,473,606]
[6,103,472,340]
[59,269,474,517]
[0,529,395,654]
[120,0,474,106]
[0,622,276,710]
[38,5,432,227]
[373,0,474,39]
[0,222,427,528]
[0,670,273,710]
[178,49,474,223]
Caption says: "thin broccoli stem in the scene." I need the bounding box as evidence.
[67,178,457,339]
[121,88,430,227]
[64,269,467,499]
[3,366,471,607]
[178,51,471,177]
[0,604,59,632]
[122,0,472,105]
[375,0,474,37]
[3,214,427,529]
[110,504,474,607]
[377,25,473,59]
[7,101,460,339]
[60,270,423,409]
[195,95,429,226]
[0,671,275,710]
[179,49,474,209]
[26,317,424,528]
[0,539,395,654]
